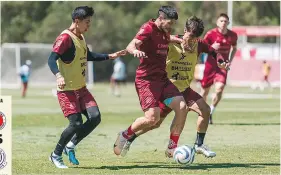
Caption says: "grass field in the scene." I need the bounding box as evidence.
[2,83,280,175]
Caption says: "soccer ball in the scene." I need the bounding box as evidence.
[173,145,195,165]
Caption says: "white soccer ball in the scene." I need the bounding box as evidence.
[173,145,195,165]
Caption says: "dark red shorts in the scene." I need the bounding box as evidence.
[264,75,268,81]
[201,64,228,88]
[135,79,181,111]
[159,87,202,118]
[57,86,97,117]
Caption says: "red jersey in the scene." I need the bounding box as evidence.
[134,19,170,81]
[204,28,237,64]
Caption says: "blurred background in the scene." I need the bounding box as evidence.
[0,1,280,89]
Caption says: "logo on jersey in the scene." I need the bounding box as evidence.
[0,148,7,169]
[179,53,186,60]
[0,112,6,130]
[171,72,180,80]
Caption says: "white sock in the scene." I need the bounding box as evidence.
[66,141,76,149]
[210,105,215,114]
[52,152,59,157]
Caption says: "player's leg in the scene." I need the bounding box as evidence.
[265,75,271,89]
[200,64,215,102]
[114,106,161,156]
[50,113,83,168]
[200,86,211,102]
[50,90,82,168]
[209,70,227,123]
[110,77,116,95]
[114,80,121,97]
[22,82,27,98]
[64,87,100,165]
[162,82,188,157]
[120,103,172,157]
[185,88,216,157]
[114,81,162,156]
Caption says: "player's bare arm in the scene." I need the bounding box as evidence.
[229,45,237,63]
[108,49,127,59]
[126,38,146,58]
[170,35,183,44]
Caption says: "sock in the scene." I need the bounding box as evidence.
[122,125,135,139]
[66,141,75,149]
[195,132,206,146]
[128,133,138,142]
[210,105,215,114]
[168,134,179,149]
[54,144,64,156]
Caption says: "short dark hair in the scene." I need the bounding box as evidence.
[158,6,178,20]
[218,13,229,20]
[185,16,204,37]
[72,6,94,21]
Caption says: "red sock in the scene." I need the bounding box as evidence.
[122,126,135,139]
[168,134,179,149]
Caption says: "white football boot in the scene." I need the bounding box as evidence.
[49,152,68,168]
[113,132,128,156]
[194,144,216,158]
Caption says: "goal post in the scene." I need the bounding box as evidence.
[0,43,94,89]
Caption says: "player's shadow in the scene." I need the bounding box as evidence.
[76,162,280,170]
[213,123,280,126]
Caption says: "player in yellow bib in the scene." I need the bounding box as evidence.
[120,16,228,158]
[47,6,126,168]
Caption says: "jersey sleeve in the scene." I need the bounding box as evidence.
[203,31,213,45]
[197,39,215,54]
[134,23,153,41]
[52,33,72,55]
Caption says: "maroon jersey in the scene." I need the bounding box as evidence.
[134,19,170,81]
[204,28,237,64]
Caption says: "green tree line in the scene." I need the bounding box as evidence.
[1,1,280,81]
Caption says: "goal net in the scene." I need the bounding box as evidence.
[0,43,94,89]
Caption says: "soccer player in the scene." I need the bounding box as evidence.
[200,13,237,124]
[113,6,188,157]
[110,57,127,97]
[19,60,32,98]
[261,60,271,90]
[47,6,126,168]
[119,16,228,158]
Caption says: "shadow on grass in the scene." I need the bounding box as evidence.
[74,162,280,170]
[213,123,280,126]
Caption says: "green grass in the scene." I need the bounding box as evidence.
[2,83,280,175]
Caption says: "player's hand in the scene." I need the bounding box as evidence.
[132,50,146,58]
[212,41,220,50]
[217,59,230,70]
[109,49,127,59]
[56,73,66,89]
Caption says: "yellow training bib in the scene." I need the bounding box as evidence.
[57,30,87,91]
[166,43,198,92]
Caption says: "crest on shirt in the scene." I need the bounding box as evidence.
[179,53,186,60]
